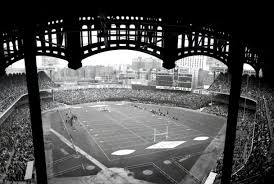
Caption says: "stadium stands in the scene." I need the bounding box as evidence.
[1,70,274,183]
[208,72,259,100]
[207,72,274,183]
[0,71,57,113]
[0,72,61,182]
[0,100,64,182]
[54,88,211,109]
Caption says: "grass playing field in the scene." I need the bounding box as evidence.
[43,101,226,184]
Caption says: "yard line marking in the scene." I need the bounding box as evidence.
[77,121,112,162]
[112,108,155,131]
[115,142,148,150]
[98,133,151,141]
[103,113,149,143]
[50,128,107,170]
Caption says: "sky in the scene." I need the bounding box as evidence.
[8,50,153,69]
[82,50,153,66]
[7,50,255,70]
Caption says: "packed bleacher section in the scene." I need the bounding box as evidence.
[54,88,210,109]
[203,104,255,174]
[0,100,65,182]
[261,87,274,139]
[230,97,272,183]
[202,104,228,117]
[38,71,59,89]
[208,72,231,93]
[207,72,274,183]
[208,72,259,100]
[213,97,273,184]
[0,71,57,113]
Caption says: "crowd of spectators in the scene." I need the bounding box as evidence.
[208,72,259,100]
[0,71,63,182]
[0,71,57,113]
[207,75,274,183]
[208,72,231,93]
[38,71,59,89]
[40,100,65,111]
[1,69,274,183]
[203,103,255,174]
[260,86,274,138]
[0,100,65,182]
[54,88,211,109]
[230,97,272,183]
[202,104,229,117]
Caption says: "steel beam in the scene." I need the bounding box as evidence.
[221,37,244,184]
[0,34,4,61]
[64,16,82,70]
[162,18,177,69]
[23,22,48,184]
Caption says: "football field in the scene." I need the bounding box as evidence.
[43,101,226,184]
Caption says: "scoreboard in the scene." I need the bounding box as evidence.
[156,73,173,86]
[177,74,192,88]
[156,72,192,91]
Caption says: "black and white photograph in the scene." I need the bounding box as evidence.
[0,4,273,184]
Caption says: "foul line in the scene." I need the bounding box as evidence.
[152,162,178,184]
[49,154,75,166]
[48,164,82,178]
[78,120,112,162]
[172,160,201,183]
[50,128,107,170]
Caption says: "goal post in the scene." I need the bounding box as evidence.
[153,126,169,142]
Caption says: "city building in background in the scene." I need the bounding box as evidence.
[132,57,162,71]
[7,55,257,92]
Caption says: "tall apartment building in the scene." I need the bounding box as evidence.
[132,57,162,71]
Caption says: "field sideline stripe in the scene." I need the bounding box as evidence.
[152,162,178,184]
[172,160,201,183]
[77,120,112,162]
[50,128,107,170]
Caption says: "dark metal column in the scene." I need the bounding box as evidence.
[162,17,177,70]
[0,34,4,60]
[0,34,5,76]
[221,38,244,184]
[23,23,48,184]
[64,16,82,70]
